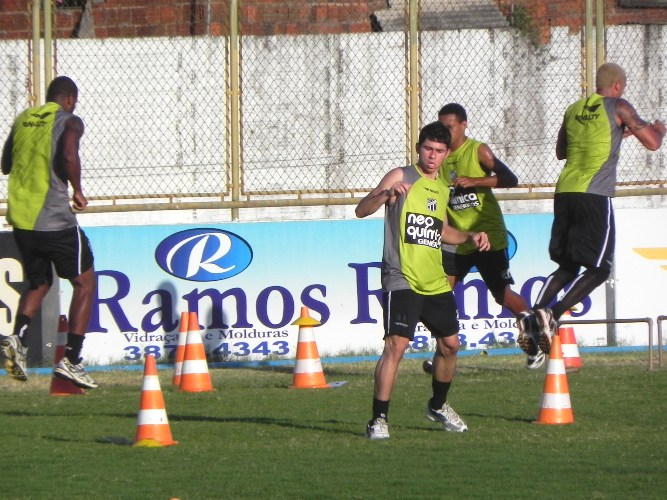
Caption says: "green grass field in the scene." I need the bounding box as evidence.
[1,352,666,499]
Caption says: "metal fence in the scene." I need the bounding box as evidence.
[0,0,665,217]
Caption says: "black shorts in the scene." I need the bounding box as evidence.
[13,226,95,288]
[382,288,459,340]
[549,193,615,272]
[442,248,515,294]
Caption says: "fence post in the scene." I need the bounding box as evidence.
[407,0,420,165]
[31,0,41,106]
[229,0,241,221]
[44,0,53,85]
[596,0,605,67]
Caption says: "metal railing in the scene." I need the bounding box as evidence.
[560,317,663,370]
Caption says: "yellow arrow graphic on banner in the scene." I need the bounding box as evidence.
[633,248,667,271]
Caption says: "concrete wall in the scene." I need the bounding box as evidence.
[1,24,666,227]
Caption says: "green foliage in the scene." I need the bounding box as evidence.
[509,5,540,45]
[1,352,666,499]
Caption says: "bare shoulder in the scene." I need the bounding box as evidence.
[477,143,495,168]
[615,98,648,131]
[65,115,85,135]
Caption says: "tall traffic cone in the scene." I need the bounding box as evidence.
[49,315,86,396]
[134,354,178,447]
[172,311,189,387]
[559,311,583,370]
[178,311,214,392]
[535,334,574,425]
[290,307,329,389]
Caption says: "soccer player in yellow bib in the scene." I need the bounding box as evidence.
[436,103,544,369]
[1,76,98,389]
[527,63,665,354]
[356,121,489,439]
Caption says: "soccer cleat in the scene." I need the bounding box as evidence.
[422,359,433,374]
[425,401,468,432]
[535,308,557,354]
[1,335,28,382]
[526,350,546,370]
[365,417,390,440]
[517,310,539,356]
[54,357,98,389]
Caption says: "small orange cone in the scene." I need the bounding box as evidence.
[559,311,583,370]
[172,312,189,387]
[134,354,178,447]
[179,311,214,392]
[49,315,86,396]
[290,307,329,389]
[535,334,574,425]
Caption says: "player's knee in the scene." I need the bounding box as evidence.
[436,335,459,357]
[585,266,610,286]
[490,287,505,306]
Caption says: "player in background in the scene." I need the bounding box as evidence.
[356,121,490,439]
[1,76,98,389]
[522,63,665,354]
[431,103,544,369]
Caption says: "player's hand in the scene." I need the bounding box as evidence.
[387,181,410,198]
[653,120,666,137]
[453,176,476,189]
[71,192,88,212]
[470,231,490,251]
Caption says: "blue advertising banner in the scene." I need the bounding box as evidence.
[6,206,666,366]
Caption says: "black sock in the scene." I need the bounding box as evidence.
[13,314,31,347]
[65,333,85,364]
[430,379,451,409]
[372,398,390,421]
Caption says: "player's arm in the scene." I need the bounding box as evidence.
[617,99,665,151]
[61,116,88,210]
[1,131,13,175]
[355,167,408,218]
[451,143,517,189]
[556,115,567,160]
[479,144,518,188]
[441,217,490,251]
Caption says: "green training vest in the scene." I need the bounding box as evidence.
[382,165,451,295]
[7,102,78,230]
[557,93,623,197]
[440,138,508,254]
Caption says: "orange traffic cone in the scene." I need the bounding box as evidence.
[172,311,189,387]
[134,354,178,447]
[178,311,214,392]
[559,311,583,370]
[290,307,328,389]
[49,315,86,396]
[535,334,574,425]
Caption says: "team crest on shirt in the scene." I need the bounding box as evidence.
[426,198,437,212]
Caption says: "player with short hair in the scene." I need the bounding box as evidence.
[1,76,98,389]
[521,62,666,354]
[356,121,490,439]
[435,103,544,369]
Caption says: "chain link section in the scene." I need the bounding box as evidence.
[1,1,665,212]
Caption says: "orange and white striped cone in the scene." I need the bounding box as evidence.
[134,354,178,447]
[535,334,574,425]
[290,306,329,389]
[49,315,86,396]
[559,311,583,371]
[178,311,214,392]
[172,311,189,387]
